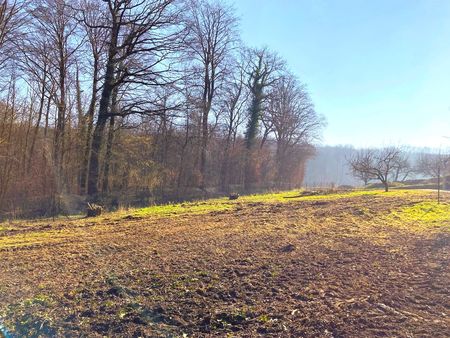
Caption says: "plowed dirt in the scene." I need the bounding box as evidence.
[0,190,449,337]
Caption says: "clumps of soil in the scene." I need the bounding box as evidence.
[86,203,103,217]
[284,189,340,198]
[229,193,240,200]
[280,243,296,252]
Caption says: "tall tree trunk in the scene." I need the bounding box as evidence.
[244,94,262,191]
[75,64,85,192]
[54,47,67,196]
[220,126,233,192]
[176,114,191,197]
[199,69,212,190]
[87,10,120,199]
[87,57,115,198]
[87,114,108,197]
[22,96,34,175]
[80,57,99,194]
[102,86,119,194]
[200,104,208,189]
[28,66,48,172]
[102,116,115,194]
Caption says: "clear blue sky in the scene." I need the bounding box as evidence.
[233,0,450,149]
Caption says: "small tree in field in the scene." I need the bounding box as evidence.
[348,147,408,192]
[417,152,450,203]
[347,150,372,186]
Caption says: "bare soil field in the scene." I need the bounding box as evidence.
[0,190,449,337]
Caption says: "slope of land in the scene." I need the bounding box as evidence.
[0,190,449,337]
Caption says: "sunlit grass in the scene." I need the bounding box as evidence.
[398,202,450,223]
[236,188,424,204]
[0,229,76,249]
[0,188,427,227]
[0,189,437,249]
[132,200,233,217]
[386,201,450,232]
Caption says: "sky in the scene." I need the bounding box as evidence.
[233,0,450,149]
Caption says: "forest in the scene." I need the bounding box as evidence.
[0,0,324,218]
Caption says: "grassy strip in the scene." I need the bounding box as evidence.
[132,189,426,217]
[0,189,435,249]
[386,201,450,232]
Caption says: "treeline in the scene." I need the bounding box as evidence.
[0,0,323,218]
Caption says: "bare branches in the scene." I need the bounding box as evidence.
[87,0,183,196]
[348,147,410,191]
[416,152,450,203]
[0,0,26,70]
[266,73,323,147]
[244,47,284,149]
[0,0,325,213]
[263,72,324,185]
[182,0,238,186]
[417,153,450,179]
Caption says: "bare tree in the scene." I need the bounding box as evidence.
[218,55,248,191]
[184,0,237,188]
[348,151,372,186]
[417,152,450,203]
[84,0,182,198]
[244,47,284,190]
[392,152,412,182]
[29,0,79,194]
[348,147,407,192]
[15,30,53,172]
[0,0,25,70]
[77,0,108,193]
[264,73,323,186]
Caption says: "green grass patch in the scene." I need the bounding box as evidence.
[130,190,322,218]
[132,200,233,217]
[0,189,433,250]
[387,201,450,231]
[130,189,425,218]
[238,189,423,203]
[392,202,450,223]
[0,229,74,249]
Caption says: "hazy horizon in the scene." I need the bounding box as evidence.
[234,0,450,148]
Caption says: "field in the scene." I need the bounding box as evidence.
[0,190,449,337]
